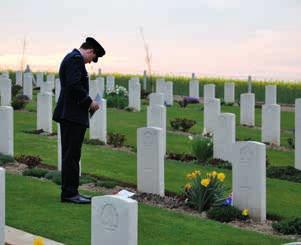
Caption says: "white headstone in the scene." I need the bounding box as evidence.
[37,92,53,133]
[36,72,44,87]
[204,84,215,102]
[265,85,277,105]
[147,105,166,155]
[156,79,165,94]
[137,127,164,196]
[189,80,199,98]
[40,81,53,95]
[149,93,164,107]
[233,141,266,222]
[204,98,221,133]
[0,168,5,245]
[0,78,12,106]
[95,77,105,98]
[0,106,13,156]
[55,79,61,103]
[1,72,9,79]
[90,99,107,143]
[262,104,280,146]
[295,99,301,170]
[128,78,141,111]
[15,71,23,86]
[106,75,115,92]
[213,113,235,162]
[91,195,137,245]
[47,74,55,89]
[165,81,173,106]
[23,72,33,99]
[224,83,235,104]
[57,123,62,171]
[240,93,255,126]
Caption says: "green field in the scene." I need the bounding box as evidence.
[3,84,301,244]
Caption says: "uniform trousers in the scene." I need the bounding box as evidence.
[60,120,86,198]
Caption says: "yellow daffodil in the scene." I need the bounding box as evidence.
[33,237,44,245]
[201,178,210,187]
[191,172,197,178]
[184,183,192,190]
[212,171,217,177]
[217,173,225,182]
[242,208,249,216]
[186,173,192,180]
[194,170,201,176]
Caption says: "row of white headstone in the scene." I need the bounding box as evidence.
[203,84,280,145]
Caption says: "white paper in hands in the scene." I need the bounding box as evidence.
[89,93,102,118]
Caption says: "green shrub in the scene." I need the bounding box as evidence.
[96,180,118,188]
[170,118,196,132]
[22,129,44,135]
[11,97,28,110]
[207,206,249,223]
[107,133,126,147]
[83,139,105,145]
[22,168,49,178]
[183,170,227,212]
[267,166,301,183]
[141,89,150,99]
[0,153,15,166]
[206,158,232,169]
[191,137,213,162]
[45,171,61,185]
[106,95,128,109]
[15,155,42,168]
[12,84,22,97]
[79,175,97,185]
[105,85,128,109]
[272,217,301,235]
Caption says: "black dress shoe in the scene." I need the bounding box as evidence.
[79,194,92,200]
[61,194,91,204]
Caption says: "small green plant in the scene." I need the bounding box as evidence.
[12,84,22,97]
[190,136,213,163]
[15,155,42,168]
[272,217,301,235]
[96,180,118,188]
[11,97,28,110]
[22,168,49,178]
[79,175,97,185]
[207,206,249,223]
[267,166,301,183]
[105,85,128,109]
[45,171,62,185]
[124,107,135,112]
[84,139,105,145]
[107,133,126,147]
[170,118,196,132]
[183,170,227,212]
[22,129,44,135]
[206,158,232,170]
[0,153,15,166]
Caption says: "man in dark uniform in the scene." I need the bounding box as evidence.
[53,37,105,204]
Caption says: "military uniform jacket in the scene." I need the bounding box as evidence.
[53,49,92,128]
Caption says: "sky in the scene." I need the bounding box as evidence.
[0,0,300,80]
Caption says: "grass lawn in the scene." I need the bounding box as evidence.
[10,95,300,221]
[6,174,292,245]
